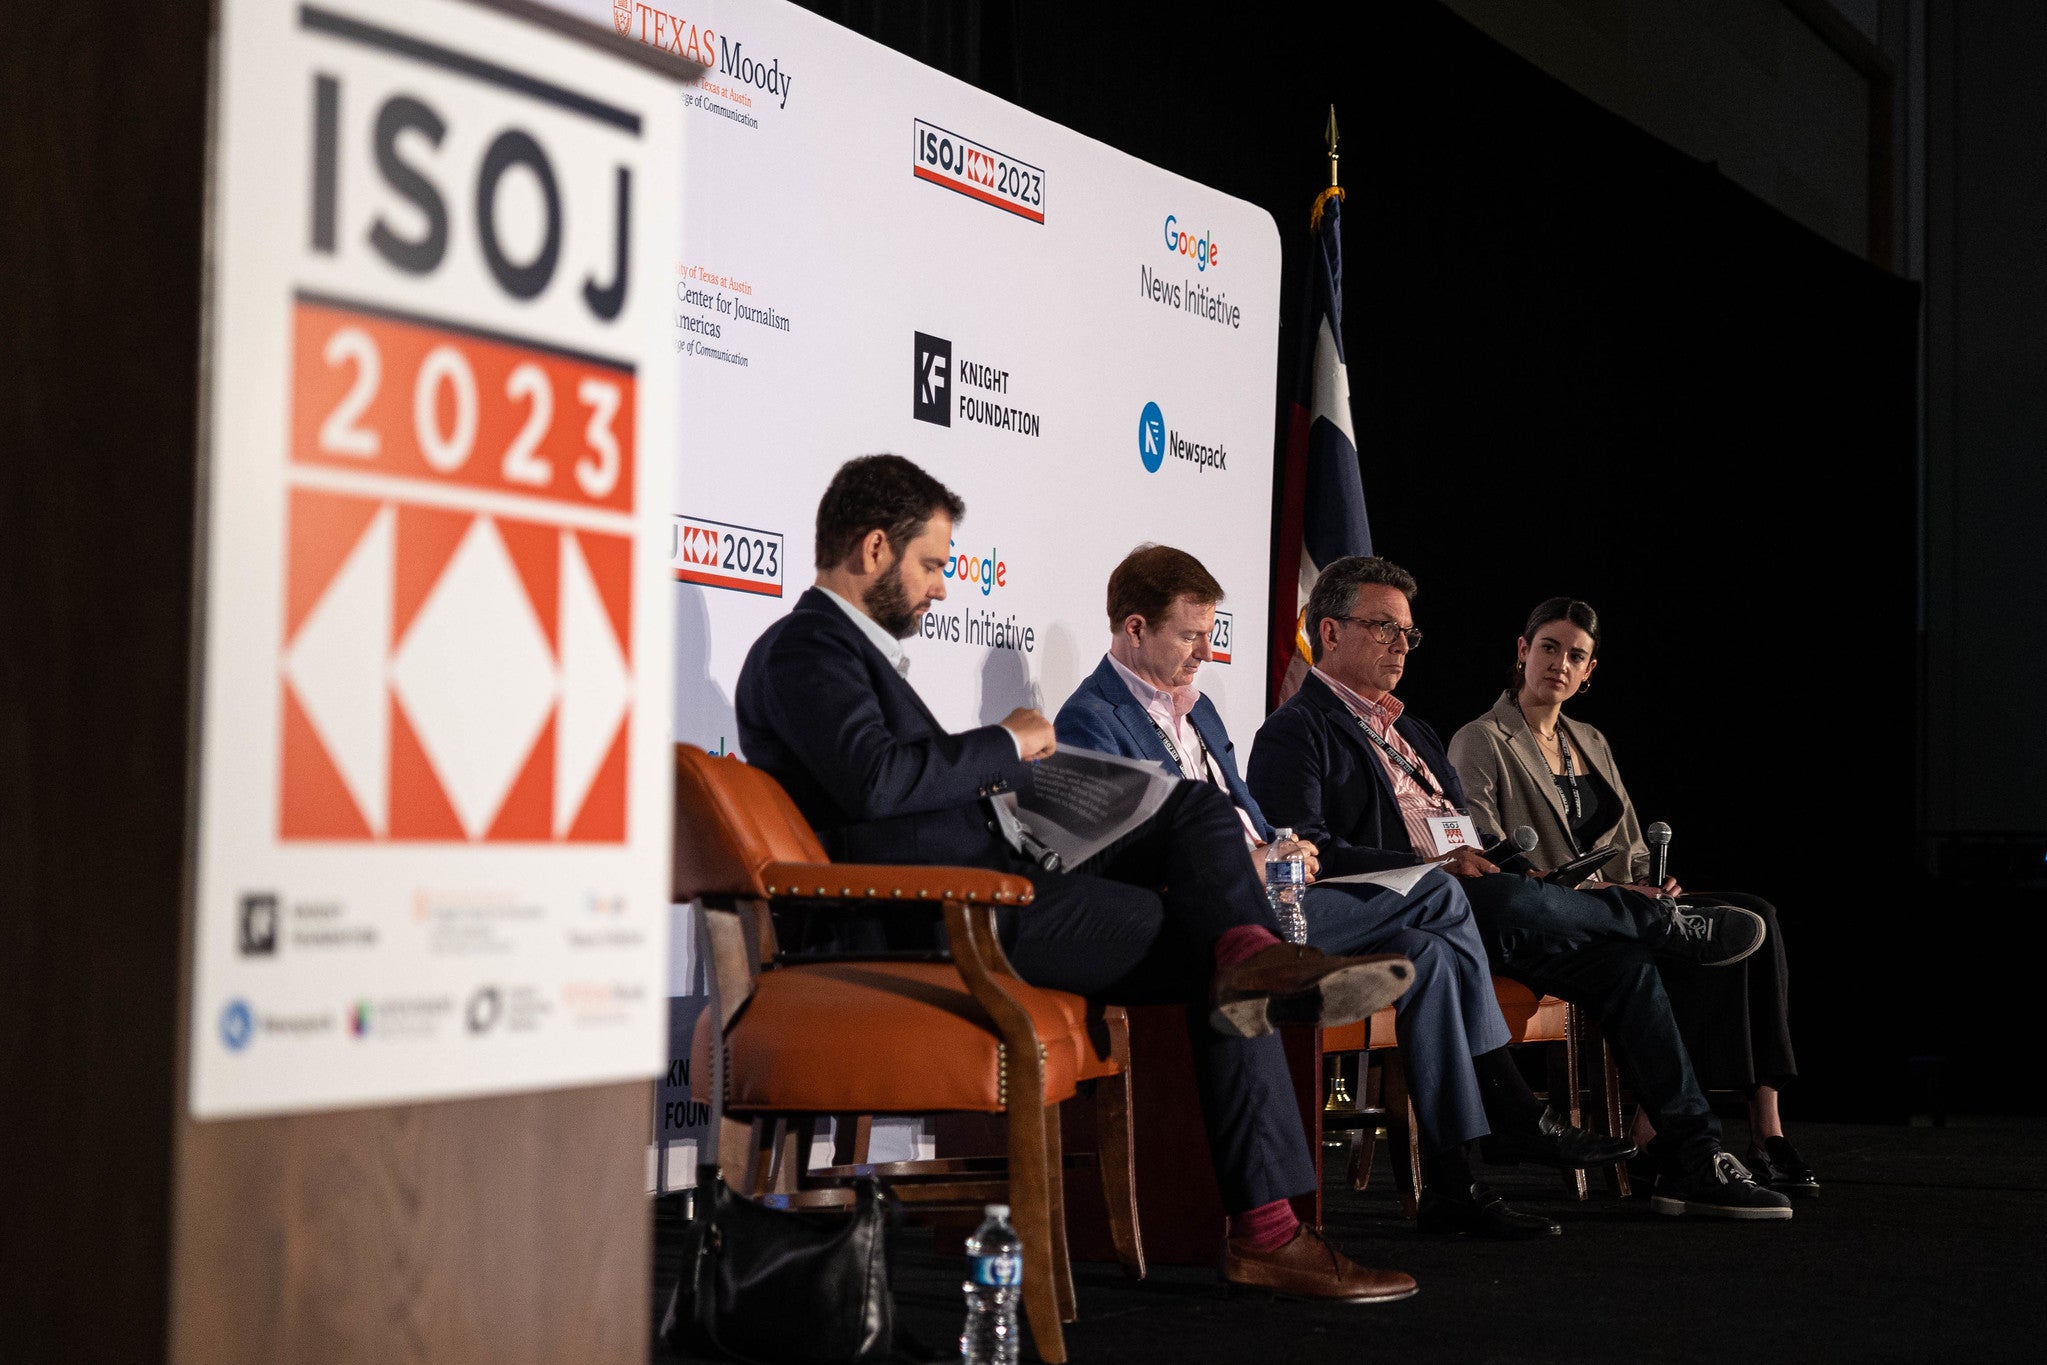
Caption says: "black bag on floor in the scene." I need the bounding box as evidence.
[661,1168,897,1364]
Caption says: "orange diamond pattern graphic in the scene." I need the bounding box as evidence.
[279,489,632,843]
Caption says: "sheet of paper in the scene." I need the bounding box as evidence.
[1317,863,1438,897]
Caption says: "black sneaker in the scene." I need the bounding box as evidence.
[1481,1106,1639,1169]
[1654,903,1765,967]
[1650,1151,1793,1220]
[1746,1136,1820,1197]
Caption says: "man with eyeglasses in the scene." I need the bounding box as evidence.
[1249,556,1793,1220]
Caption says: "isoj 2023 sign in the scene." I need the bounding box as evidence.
[186,0,685,1118]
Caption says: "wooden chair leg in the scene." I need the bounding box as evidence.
[1555,1012,1589,1202]
[765,1116,806,1194]
[1346,1127,1376,1192]
[1381,1050,1422,1219]
[1596,1032,1632,1197]
[1006,1086,1066,1365]
[831,1114,874,1167]
[734,1118,774,1196]
[718,1116,759,1194]
[1044,1104,1078,1324]
[1092,1067,1146,1279]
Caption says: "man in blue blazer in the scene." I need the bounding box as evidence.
[1249,554,1792,1222]
[1057,545,1631,1239]
[735,456,1421,1300]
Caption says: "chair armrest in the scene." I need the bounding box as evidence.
[756,860,1034,906]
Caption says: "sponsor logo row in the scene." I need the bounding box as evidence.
[218,977,643,1051]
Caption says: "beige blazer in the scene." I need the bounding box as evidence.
[1447,693,1652,884]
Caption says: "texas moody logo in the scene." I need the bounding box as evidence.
[913,120,1045,223]
[619,6,796,110]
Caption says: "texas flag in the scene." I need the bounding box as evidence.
[1270,187,1373,706]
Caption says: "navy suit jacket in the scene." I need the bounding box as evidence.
[1247,671,1465,877]
[734,588,1027,870]
[1053,656,1275,843]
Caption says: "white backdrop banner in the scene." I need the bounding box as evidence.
[547,0,1281,1165]
[550,0,1279,759]
[187,0,684,1118]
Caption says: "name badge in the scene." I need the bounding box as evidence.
[1424,813,1480,858]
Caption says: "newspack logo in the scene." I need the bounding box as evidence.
[1136,402,1226,474]
[914,332,952,426]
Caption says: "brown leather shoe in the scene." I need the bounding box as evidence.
[1210,944,1414,1038]
[1222,1226,1418,1302]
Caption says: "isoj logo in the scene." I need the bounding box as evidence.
[1138,402,1166,473]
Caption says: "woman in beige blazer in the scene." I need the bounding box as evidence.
[1447,597,1817,1198]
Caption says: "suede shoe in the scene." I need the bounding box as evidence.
[1480,1106,1639,1170]
[1416,1184,1561,1239]
[1650,1150,1793,1220]
[1654,903,1765,968]
[1221,1226,1418,1302]
[1746,1136,1820,1197]
[1211,944,1414,1039]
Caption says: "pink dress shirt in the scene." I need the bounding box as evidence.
[1312,667,1459,859]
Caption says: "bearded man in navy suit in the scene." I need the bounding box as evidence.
[734,456,1420,1300]
[1056,545,1632,1239]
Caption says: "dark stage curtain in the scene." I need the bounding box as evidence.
[801,0,1921,1117]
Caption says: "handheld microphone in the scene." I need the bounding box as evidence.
[1479,825,1539,865]
[1646,822,1672,887]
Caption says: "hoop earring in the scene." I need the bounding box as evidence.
[1577,679,1592,695]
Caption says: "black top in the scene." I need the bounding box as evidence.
[1555,762,1620,845]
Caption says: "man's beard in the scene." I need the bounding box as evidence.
[862,562,920,638]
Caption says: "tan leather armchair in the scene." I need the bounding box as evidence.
[672,744,1142,1365]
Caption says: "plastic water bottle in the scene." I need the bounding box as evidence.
[962,1203,1023,1365]
[1266,827,1309,944]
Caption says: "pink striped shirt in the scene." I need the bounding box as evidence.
[1312,668,1457,859]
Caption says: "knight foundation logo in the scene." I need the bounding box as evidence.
[914,332,952,426]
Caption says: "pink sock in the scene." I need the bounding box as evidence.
[1227,1198,1300,1252]
[1215,924,1283,970]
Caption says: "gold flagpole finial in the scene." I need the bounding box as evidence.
[1324,104,1341,189]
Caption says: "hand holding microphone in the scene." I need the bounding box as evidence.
[1480,825,1539,865]
[1643,821,1681,898]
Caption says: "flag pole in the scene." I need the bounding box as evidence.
[1326,103,1340,188]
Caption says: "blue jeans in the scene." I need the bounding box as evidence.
[1302,869,1510,1147]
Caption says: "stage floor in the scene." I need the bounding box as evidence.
[654,1117,2047,1362]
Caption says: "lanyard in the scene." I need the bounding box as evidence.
[1350,711,1448,802]
[1554,728,1584,825]
[1146,712,1207,782]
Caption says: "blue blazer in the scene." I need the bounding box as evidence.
[1053,655,1276,843]
[1247,671,1464,877]
[734,588,1027,870]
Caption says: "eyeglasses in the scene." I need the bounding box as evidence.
[1335,616,1423,649]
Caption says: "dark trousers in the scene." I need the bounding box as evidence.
[995,781,1314,1212]
[1302,871,1509,1147]
[1663,893,1797,1092]
[1461,873,1722,1169]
